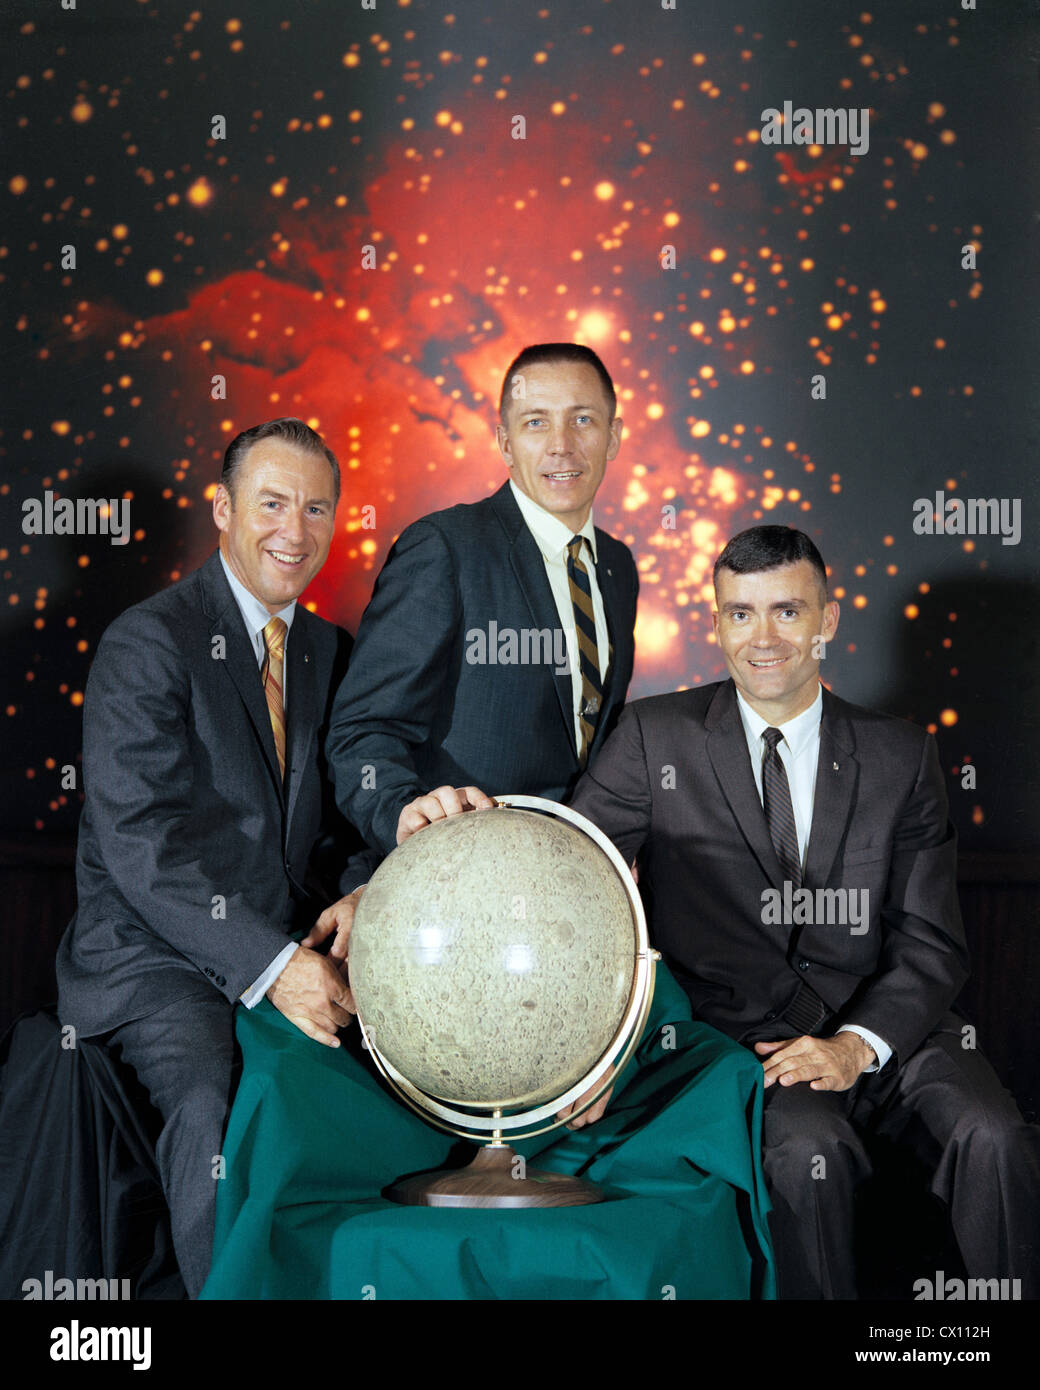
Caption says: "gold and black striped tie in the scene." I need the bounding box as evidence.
[261,616,287,781]
[566,536,604,768]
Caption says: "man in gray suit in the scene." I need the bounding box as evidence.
[56,418,370,1297]
[569,524,1039,1297]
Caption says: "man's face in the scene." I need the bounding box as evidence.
[213,439,337,614]
[713,559,839,723]
[496,359,622,531]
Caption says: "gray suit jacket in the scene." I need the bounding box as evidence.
[56,551,372,1037]
[326,482,639,855]
[569,680,969,1066]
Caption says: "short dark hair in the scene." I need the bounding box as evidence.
[221,418,341,504]
[713,525,828,599]
[498,343,617,423]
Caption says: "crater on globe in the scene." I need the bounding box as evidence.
[348,796,657,1208]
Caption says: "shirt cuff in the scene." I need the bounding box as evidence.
[240,941,299,1009]
[837,1024,892,1074]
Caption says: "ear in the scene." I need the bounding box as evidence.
[711,606,721,640]
[496,422,513,467]
[822,599,840,643]
[213,483,232,533]
[606,415,623,461]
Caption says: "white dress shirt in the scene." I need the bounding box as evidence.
[735,684,890,1072]
[218,552,300,1008]
[509,480,610,755]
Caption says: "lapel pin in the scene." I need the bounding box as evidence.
[833,762,839,771]
[304,653,309,663]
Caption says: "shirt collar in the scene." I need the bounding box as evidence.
[735,682,823,757]
[219,550,296,643]
[509,479,598,564]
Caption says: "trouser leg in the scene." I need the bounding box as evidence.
[860,1017,1040,1297]
[105,992,238,1299]
[761,1079,872,1299]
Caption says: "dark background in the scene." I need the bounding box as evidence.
[1,1,1038,1112]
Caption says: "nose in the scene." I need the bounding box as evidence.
[750,614,780,646]
[545,420,572,455]
[278,506,307,545]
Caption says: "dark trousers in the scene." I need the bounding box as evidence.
[104,991,239,1300]
[761,1013,1040,1299]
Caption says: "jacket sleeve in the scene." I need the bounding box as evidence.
[81,606,292,1001]
[325,519,462,856]
[568,703,654,868]
[300,624,386,899]
[840,733,970,1065]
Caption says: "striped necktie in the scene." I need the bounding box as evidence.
[762,727,801,887]
[261,616,287,781]
[566,535,604,768]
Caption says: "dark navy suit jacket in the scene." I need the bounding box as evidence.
[56,551,372,1037]
[326,483,639,856]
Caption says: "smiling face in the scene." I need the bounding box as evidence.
[713,559,839,723]
[496,359,622,532]
[213,438,337,613]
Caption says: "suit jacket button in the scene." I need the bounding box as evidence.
[205,967,214,977]
[765,1010,776,1022]
[215,975,227,987]
[797,958,810,971]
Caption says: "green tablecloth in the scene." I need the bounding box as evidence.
[200,962,775,1300]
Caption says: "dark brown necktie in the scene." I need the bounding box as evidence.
[762,726,801,887]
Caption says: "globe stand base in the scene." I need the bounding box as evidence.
[387,1143,606,1209]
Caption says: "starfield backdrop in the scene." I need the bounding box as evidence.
[1,0,1038,851]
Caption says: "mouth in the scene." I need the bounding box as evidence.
[267,549,307,569]
[748,656,788,668]
[542,470,583,483]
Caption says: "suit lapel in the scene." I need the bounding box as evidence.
[200,552,285,805]
[491,485,577,747]
[803,692,857,888]
[590,544,628,756]
[705,681,787,891]
[283,611,317,836]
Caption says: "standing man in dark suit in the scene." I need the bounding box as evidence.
[56,418,371,1298]
[326,342,639,854]
[568,524,1039,1297]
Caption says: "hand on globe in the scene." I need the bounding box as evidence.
[396,784,497,844]
[302,884,366,977]
[556,1064,615,1129]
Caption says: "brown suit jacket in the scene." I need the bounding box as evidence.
[569,679,968,1066]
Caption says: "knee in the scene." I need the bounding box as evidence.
[948,1100,1039,1172]
[765,1105,869,1190]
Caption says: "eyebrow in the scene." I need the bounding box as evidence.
[720,598,809,612]
[257,488,333,507]
[515,403,604,416]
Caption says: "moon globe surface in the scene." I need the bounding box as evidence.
[348,807,636,1112]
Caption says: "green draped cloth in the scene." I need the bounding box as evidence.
[200,961,775,1300]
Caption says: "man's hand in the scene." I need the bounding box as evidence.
[300,885,365,977]
[556,1065,615,1129]
[266,945,356,1047]
[755,1033,876,1092]
[396,784,496,844]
